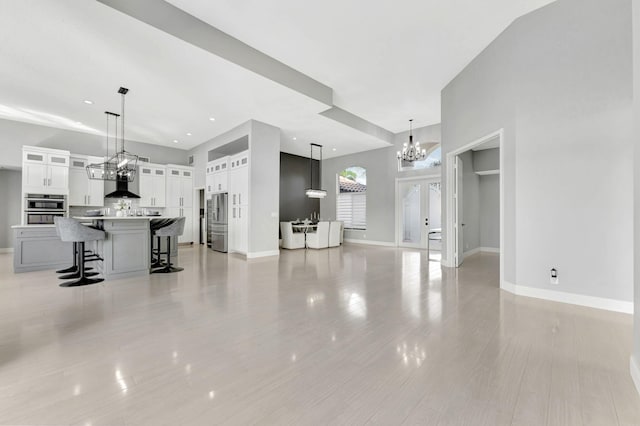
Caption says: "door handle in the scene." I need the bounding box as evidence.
[88,195,90,205]
[43,178,46,186]
[48,178,51,186]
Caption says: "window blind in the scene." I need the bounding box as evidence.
[337,193,366,229]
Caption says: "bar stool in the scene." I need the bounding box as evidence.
[54,216,95,276]
[151,217,185,274]
[150,218,173,269]
[56,218,106,287]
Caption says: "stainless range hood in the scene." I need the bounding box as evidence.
[105,175,140,199]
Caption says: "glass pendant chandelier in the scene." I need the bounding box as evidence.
[86,87,139,182]
[397,119,426,163]
[305,143,327,199]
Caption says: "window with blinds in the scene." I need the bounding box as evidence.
[337,193,366,229]
[337,166,367,229]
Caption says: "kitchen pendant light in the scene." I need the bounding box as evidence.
[397,119,426,163]
[86,87,139,182]
[305,143,327,199]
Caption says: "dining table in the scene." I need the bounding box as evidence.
[292,222,318,233]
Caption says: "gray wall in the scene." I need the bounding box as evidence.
[320,123,441,243]
[479,174,500,249]
[460,150,480,253]
[0,170,22,248]
[632,0,640,390]
[0,118,189,169]
[280,153,319,222]
[248,120,280,254]
[473,148,499,172]
[442,0,633,302]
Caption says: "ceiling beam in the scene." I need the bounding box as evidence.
[96,0,333,106]
[320,106,394,145]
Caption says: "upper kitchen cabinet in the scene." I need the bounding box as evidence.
[166,165,194,243]
[138,164,166,208]
[206,156,229,194]
[22,146,70,195]
[68,155,104,206]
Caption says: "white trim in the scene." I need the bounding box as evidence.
[475,169,499,176]
[0,248,14,254]
[445,129,504,288]
[463,247,481,259]
[631,356,640,397]
[501,280,633,314]
[246,250,280,259]
[480,247,500,253]
[344,239,396,247]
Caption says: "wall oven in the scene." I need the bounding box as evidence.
[24,194,67,225]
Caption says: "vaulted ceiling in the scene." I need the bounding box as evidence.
[0,0,554,158]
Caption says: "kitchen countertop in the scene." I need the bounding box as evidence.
[73,216,170,220]
[11,224,56,229]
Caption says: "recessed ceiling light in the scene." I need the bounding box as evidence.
[186,132,192,136]
[173,140,179,143]
[83,100,93,105]
[332,148,336,151]
[293,137,297,140]
[209,117,216,122]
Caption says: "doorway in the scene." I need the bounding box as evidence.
[396,177,441,260]
[445,129,504,287]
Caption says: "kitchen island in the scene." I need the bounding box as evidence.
[13,217,180,279]
[73,216,179,280]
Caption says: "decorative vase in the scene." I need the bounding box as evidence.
[116,210,124,217]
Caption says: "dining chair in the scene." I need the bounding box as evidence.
[328,221,343,247]
[306,221,330,249]
[281,222,305,249]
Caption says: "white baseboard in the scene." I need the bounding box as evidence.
[344,239,396,247]
[501,280,633,314]
[0,248,14,254]
[631,356,640,397]
[463,247,481,258]
[247,250,280,259]
[479,246,499,253]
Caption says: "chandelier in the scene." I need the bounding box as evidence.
[86,87,139,182]
[397,119,426,163]
[305,143,327,199]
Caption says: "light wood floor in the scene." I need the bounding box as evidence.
[0,245,638,425]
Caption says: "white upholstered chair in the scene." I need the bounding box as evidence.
[328,221,343,247]
[306,221,330,249]
[281,222,305,249]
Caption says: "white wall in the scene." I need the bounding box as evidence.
[632,0,640,393]
[442,0,633,302]
[320,124,441,244]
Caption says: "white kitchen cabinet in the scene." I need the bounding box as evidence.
[206,157,229,194]
[22,146,70,195]
[166,165,194,243]
[138,164,166,208]
[68,156,104,206]
[228,151,249,254]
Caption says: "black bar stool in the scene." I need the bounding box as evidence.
[151,217,185,274]
[56,218,106,287]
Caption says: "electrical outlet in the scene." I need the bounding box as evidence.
[550,268,559,285]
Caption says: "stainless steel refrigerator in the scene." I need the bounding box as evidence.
[207,193,228,252]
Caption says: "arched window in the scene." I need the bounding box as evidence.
[337,166,366,229]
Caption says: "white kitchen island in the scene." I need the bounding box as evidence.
[73,216,179,280]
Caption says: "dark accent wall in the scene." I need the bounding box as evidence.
[280,152,319,222]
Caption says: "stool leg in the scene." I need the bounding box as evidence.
[60,242,104,287]
[152,236,183,273]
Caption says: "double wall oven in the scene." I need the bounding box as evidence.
[24,194,67,225]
